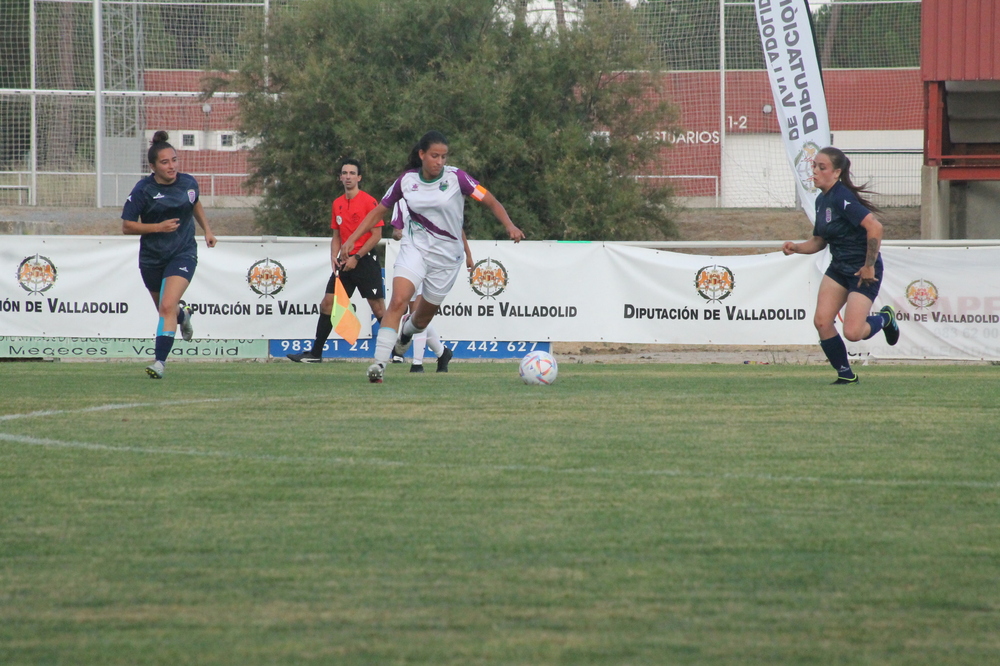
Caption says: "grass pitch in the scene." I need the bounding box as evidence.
[1,360,999,664]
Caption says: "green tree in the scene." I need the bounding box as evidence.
[221,0,678,240]
[812,0,920,69]
[635,0,763,71]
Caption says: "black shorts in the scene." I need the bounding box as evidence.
[825,257,883,302]
[326,251,384,300]
[139,252,197,293]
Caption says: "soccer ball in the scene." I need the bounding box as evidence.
[519,350,558,386]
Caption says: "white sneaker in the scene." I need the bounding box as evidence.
[367,362,385,383]
[146,360,165,379]
[179,306,194,341]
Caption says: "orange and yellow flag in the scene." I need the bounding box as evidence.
[330,276,361,345]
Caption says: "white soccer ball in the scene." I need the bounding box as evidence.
[519,350,558,386]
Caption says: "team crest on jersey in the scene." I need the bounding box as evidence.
[187,189,196,203]
[16,254,58,294]
[695,264,735,302]
[439,181,449,192]
[246,258,287,297]
[905,279,938,309]
[469,258,508,299]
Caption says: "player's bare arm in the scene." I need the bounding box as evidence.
[339,203,388,265]
[193,200,216,247]
[782,236,826,256]
[122,218,180,235]
[478,191,524,242]
[855,214,883,284]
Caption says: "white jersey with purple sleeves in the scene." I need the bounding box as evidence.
[381,165,486,266]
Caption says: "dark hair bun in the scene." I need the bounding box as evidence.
[151,130,170,145]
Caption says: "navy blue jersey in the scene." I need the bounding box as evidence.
[812,181,874,273]
[122,172,200,264]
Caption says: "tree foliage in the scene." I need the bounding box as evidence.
[636,0,763,71]
[812,1,920,69]
[222,0,678,240]
[634,0,919,71]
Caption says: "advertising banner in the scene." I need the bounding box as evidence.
[0,336,268,359]
[754,0,831,222]
[390,240,823,345]
[845,247,1000,360]
[1,236,373,340]
[3,237,999,360]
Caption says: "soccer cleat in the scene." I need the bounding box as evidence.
[409,363,425,373]
[436,346,453,373]
[831,375,859,385]
[880,305,899,346]
[287,352,322,363]
[179,305,194,341]
[392,314,414,357]
[393,332,414,357]
[390,354,405,364]
[367,362,385,383]
[146,360,165,379]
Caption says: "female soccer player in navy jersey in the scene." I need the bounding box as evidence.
[782,146,899,384]
[122,131,216,379]
[341,130,525,383]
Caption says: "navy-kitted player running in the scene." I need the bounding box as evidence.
[782,146,899,384]
[122,131,217,379]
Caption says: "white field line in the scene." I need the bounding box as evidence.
[2,400,998,490]
[0,399,232,422]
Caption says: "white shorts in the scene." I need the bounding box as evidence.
[393,241,462,306]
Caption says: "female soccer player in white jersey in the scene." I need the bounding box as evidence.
[340,130,524,383]
[390,199,475,373]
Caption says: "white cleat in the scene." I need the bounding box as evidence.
[179,305,194,341]
[146,360,165,379]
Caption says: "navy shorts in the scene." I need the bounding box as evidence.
[140,252,198,293]
[326,252,384,300]
[824,257,883,302]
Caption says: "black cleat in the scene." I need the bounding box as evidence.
[880,305,899,346]
[390,354,405,364]
[436,346,453,373]
[287,353,322,363]
[831,375,859,385]
[409,363,425,373]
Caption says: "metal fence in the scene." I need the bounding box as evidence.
[0,0,923,209]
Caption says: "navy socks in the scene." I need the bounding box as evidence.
[154,333,175,363]
[864,313,887,340]
[819,335,855,379]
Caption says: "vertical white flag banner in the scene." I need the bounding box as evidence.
[755,0,831,222]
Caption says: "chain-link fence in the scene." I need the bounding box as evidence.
[0,0,921,208]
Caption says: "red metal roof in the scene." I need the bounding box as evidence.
[921,0,1000,81]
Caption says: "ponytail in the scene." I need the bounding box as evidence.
[820,146,880,214]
